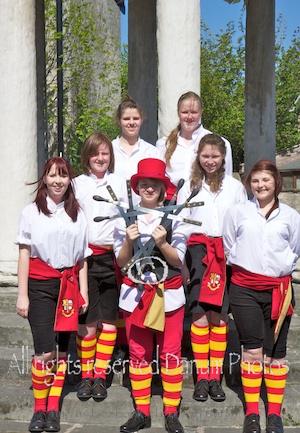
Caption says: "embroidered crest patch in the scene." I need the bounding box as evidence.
[207,273,221,291]
[61,298,75,317]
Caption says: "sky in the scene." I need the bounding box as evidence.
[121,0,300,49]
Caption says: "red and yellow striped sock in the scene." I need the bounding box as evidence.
[47,357,67,411]
[209,322,228,381]
[129,361,152,416]
[31,358,53,412]
[241,360,263,416]
[190,323,209,381]
[76,333,96,379]
[264,362,288,416]
[94,328,117,379]
[161,361,183,415]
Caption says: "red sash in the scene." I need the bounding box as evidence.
[123,274,182,329]
[231,265,293,320]
[187,234,226,307]
[166,181,177,201]
[89,243,113,256]
[29,257,85,332]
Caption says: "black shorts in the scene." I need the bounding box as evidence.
[79,253,119,325]
[186,243,229,315]
[28,278,71,354]
[229,283,294,358]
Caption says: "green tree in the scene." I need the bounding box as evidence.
[45,0,121,171]
[200,21,245,171]
[276,28,300,152]
[200,13,300,170]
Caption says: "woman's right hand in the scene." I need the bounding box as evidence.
[125,223,140,242]
[16,293,29,319]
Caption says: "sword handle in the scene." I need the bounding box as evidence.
[182,218,202,226]
[93,195,108,202]
[106,185,118,202]
[94,216,113,222]
[186,201,204,208]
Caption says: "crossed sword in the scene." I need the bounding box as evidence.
[93,179,203,280]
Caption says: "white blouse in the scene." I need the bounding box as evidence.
[73,171,127,246]
[223,198,300,278]
[177,175,247,238]
[156,124,233,187]
[15,197,91,269]
[112,137,162,205]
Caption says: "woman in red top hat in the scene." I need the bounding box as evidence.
[114,158,188,433]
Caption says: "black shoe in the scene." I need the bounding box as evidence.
[120,410,151,433]
[165,413,184,433]
[76,378,93,401]
[243,413,261,433]
[209,379,226,402]
[28,410,46,432]
[92,377,107,401]
[44,410,60,432]
[266,414,283,433]
[193,379,209,401]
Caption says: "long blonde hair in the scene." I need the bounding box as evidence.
[165,91,202,168]
[190,133,226,192]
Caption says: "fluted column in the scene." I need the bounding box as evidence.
[157,0,200,138]
[0,0,39,268]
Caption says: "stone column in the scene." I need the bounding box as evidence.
[244,0,276,175]
[128,0,157,144]
[157,0,200,138]
[0,0,39,274]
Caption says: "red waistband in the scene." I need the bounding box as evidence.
[123,274,182,291]
[231,265,293,320]
[89,243,113,256]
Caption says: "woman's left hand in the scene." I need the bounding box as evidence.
[79,292,89,315]
[152,224,167,248]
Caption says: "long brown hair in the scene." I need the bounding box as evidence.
[81,132,115,174]
[190,133,226,192]
[34,157,79,222]
[165,91,202,168]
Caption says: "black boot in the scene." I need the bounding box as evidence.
[209,379,226,402]
[44,410,60,432]
[76,377,93,401]
[92,377,107,401]
[266,414,283,433]
[165,413,184,433]
[193,379,209,401]
[28,411,46,433]
[243,413,261,433]
[120,410,151,433]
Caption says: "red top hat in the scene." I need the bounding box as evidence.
[130,158,170,195]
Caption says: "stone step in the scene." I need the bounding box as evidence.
[0,377,299,429]
[1,284,300,314]
[1,286,300,430]
[0,313,299,384]
[1,310,300,350]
